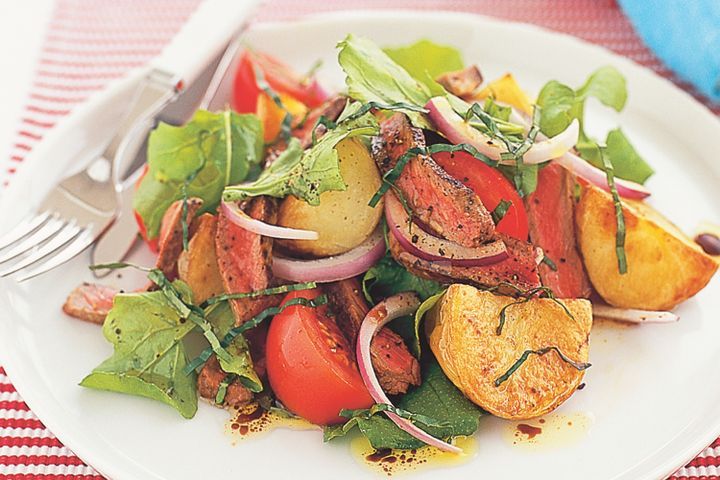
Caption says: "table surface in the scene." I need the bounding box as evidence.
[0,1,718,478]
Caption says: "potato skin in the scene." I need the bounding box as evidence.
[426,284,592,420]
[277,138,383,257]
[177,214,225,304]
[575,183,717,310]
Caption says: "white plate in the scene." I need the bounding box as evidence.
[1,10,719,480]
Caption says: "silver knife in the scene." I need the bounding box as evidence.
[91,1,259,275]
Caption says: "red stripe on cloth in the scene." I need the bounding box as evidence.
[29,93,88,104]
[0,367,5,375]
[0,455,87,466]
[0,437,64,448]
[9,156,24,162]
[25,106,71,116]
[12,144,34,152]
[0,418,46,429]
[36,70,124,80]
[0,400,30,410]
[17,131,44,141]
[686,456,720,468]
[43,46,163,57]
[21,118,56,129]
[38,58,144,69]
[5,476,104,480]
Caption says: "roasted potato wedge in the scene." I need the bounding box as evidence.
[277,138,383,257]
[472,73,533,115]
[177,214,225,304]
[426,284,592,420]
[575,183,718,310]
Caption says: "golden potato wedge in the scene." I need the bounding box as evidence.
[472,73,533,115]
[177,214,225,304]
[426,284,592,420]
[575,183,717,310]
[277,138,383,257]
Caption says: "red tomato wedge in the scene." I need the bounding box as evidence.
[231,50,327,114]
[433,150,529,240]
[266,289,373,425]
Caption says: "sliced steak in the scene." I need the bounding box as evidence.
[197,355,254,409]
[324,278,421,395]
[436,66,483,97]
[215,196,281,326]
[62,283,119,324]
[389,232,542,292]
[524,163,591,298]
[372,113,496,247]
[155,197,203,280]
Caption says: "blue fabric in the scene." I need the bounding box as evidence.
[618,0,720,102]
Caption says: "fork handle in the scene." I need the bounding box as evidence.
[151,0,261,92]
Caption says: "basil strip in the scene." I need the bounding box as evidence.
[495,347,591,387]
[541,255,558,272]
[215,373,236,405]
[253,65,292,142]
[599,149,628,274]
[184,295,328,375]
[495,286,574,336]
[490,199,512,224]
[203,282,317,307]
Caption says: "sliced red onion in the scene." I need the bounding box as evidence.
[554,152,651,200]
[425,96,578,165]
[504,104,651,200]
[272,228,385,283]
[357,293,462,454]
[221,201,318,240]
[384,192,508,267]
[592,304,679,324]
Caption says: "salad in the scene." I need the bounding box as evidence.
[62,35,719,453]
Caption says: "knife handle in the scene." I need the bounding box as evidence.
[151,0,261,92]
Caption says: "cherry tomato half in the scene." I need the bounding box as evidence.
[266,289,373,425]
[433,150,529,240]
[231,50,326,114]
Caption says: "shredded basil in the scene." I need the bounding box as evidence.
[215,373,236,405]
[494,347,591,387]
[495,285,574,336]
[184,295,328,375]
[203,282,317,307]
[490,199,512,224]
[599,148,628,274]
[541,255,558,271]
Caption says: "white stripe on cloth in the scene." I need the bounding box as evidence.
[0,410,39,420]
[0,463,99,476]
[674,465,719,477]
[0,445,76,457]
[0,427,56,439]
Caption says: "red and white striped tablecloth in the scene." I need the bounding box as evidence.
[1,0,719,478]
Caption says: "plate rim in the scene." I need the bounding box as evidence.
[1,9,719,480]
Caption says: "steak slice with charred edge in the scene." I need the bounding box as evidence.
[206,197,281,408]
[436,66,484,97]
[371,113,496,247]
[524,164,591,298]
[324,278,421,395]
[155,197,203,281]
[389,232,542,292]
[197,355,254,409]
[62,283,119,324]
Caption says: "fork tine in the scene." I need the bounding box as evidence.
[0,212,52,250]
[16,228,95,282]
[0,223,81,277]
[0,216,65,265]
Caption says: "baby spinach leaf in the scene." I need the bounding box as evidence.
[576,66,627,111]
[205,302,262,393]
[324,361,484,449]
[603,128,654,184]
[383,39,464,94]
[80,287,198,419]
[133,110,263,239]
[337,34,433,129]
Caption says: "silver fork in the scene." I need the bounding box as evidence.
[0,69,177,282]
[0,0,260,282]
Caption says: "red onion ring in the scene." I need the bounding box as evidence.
[554,152,650,200]
[272,227,385,283]
[592,304,678,324]
[356,293,462,454]
[221,201,319,240]
[384,192,509,267]
[425,96,579,165]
